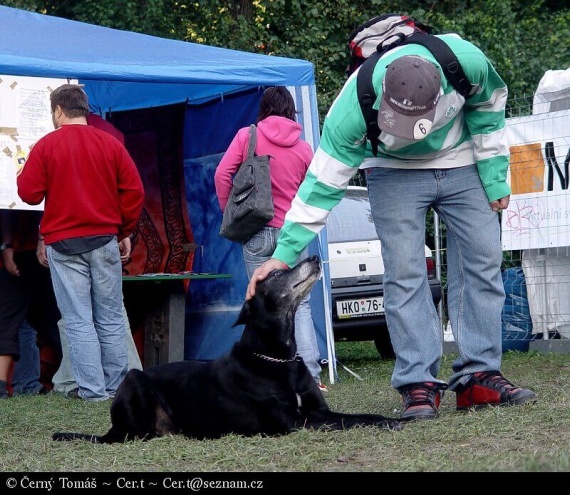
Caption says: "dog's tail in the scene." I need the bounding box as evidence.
[52,432,103,443]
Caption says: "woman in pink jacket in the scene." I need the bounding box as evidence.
[214,87,325,391]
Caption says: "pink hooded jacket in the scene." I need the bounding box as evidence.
[214,115,313,229]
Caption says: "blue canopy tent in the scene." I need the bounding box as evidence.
[0,6,336,380]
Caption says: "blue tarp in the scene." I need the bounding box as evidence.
[0,6,315,112]
[502,267,534,352]
[183,87,328,361]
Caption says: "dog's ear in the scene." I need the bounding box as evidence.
[233,299,252,327]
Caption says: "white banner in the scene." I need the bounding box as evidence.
[501,109,570,250]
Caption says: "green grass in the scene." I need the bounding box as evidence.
[2,343,570,472]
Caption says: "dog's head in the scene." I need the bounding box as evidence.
[235,256,322,356]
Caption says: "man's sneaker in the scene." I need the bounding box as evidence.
[399,382,445,421]
[456,371,537,411]
[317,381,328,393]
[66,387,82,399]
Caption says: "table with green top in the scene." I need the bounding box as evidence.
[122,272,232,368]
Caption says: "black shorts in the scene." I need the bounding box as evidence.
[0,250,61,360]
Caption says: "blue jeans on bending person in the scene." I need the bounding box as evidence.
[366,164,504,392]
[242,226,322,384]
[47,238,127,401]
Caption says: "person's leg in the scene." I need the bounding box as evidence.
[51,318,77,394]
[23,251,63,365]
[12,320,42,395]
[19,250,62,388]
[53,300,141,394]
[0,267,28,397]
[47,246,109,401]
[432,165,504,390]
[123,302,142,371]
[293,293,322,383]
[0,356,11,398]
[243,229,321,383]
[367,167,444,391]
[89,238,128,397]
[436,165,535,408]
[292,248,321,383]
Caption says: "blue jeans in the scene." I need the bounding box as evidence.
[366,165,504,391]
[52,303,142,394]
[47,238,127,401]
[242,227,322,383]
[12,320,42,395]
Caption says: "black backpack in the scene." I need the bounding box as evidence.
[348,14,478,156]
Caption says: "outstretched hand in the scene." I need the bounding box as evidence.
[246,258,289,300]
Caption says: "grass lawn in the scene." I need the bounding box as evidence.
[2,342,570,473]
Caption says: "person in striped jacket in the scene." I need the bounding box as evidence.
[247,34,537,421]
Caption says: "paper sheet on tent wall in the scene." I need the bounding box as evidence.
[0,75,77,211]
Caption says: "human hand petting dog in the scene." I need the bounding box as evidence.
[246,258,289,299]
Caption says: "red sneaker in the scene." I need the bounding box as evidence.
[399,382,445,421]
[456,371,537,411]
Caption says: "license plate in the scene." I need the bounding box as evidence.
[336,297,384,318]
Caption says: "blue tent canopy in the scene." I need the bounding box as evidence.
[0,5,315,112]
[0,5,335,380]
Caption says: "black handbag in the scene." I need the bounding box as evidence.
[219,124,274,243]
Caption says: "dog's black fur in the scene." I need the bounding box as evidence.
[53,256,402,443]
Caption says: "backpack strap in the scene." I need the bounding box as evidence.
[402,33,478,98]
[247,124,257,159]
[356,51,382,157]
[356,34,477,156]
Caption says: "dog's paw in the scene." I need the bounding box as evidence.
[382,419,404,431]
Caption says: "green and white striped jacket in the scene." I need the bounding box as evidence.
[274,34,510,267]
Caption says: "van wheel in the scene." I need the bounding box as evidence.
[374,332,395,360]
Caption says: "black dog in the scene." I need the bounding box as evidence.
[53,256,401,443]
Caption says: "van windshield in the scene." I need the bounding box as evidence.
[327,188,378,243]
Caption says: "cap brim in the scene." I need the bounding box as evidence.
[377,97,437,141]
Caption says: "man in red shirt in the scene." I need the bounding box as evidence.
[17,84,145,401]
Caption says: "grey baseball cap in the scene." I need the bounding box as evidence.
[378,55,441,140]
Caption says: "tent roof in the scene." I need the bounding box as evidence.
[0,6,315,112]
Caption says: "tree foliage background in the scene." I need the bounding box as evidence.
[3,0,569,121]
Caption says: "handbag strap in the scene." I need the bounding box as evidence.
[247,124,257,158]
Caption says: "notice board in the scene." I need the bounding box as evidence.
[0,75,76,210]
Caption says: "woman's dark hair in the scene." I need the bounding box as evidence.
[257,86,297,122]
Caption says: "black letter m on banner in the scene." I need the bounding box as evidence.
[546,141,570,191]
